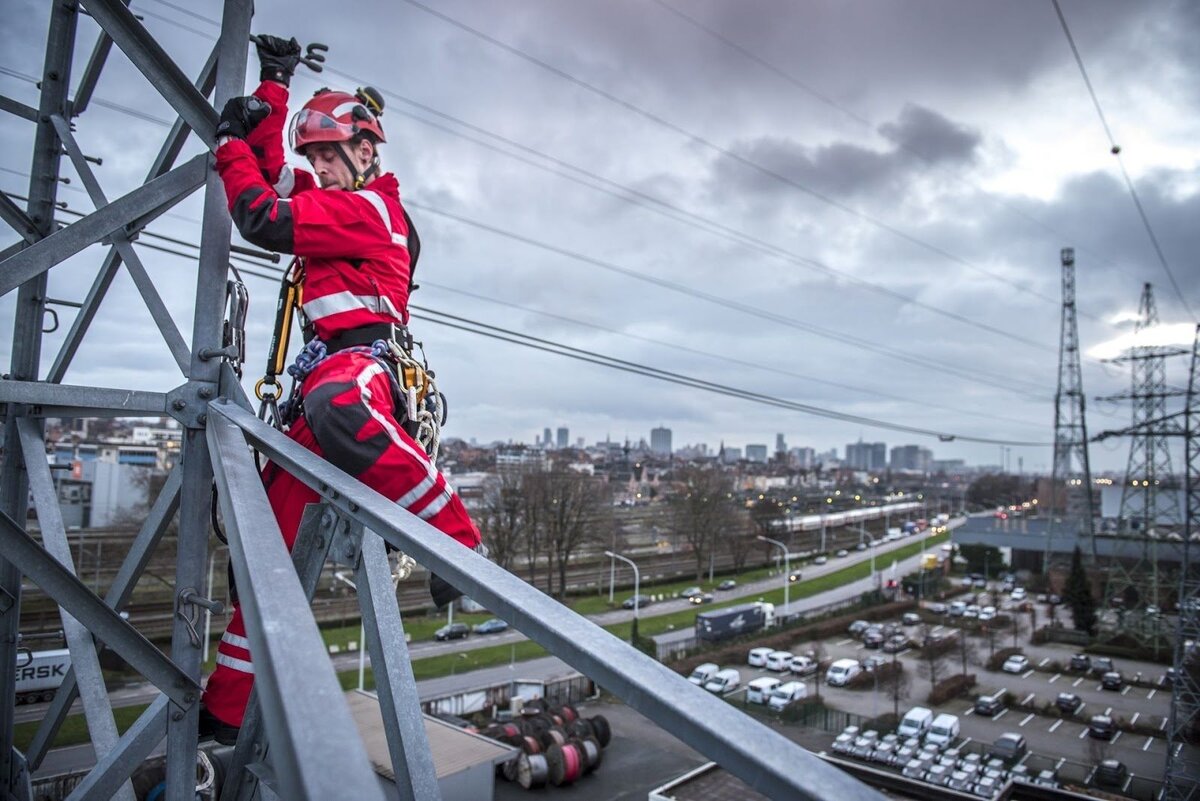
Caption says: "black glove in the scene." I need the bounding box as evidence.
[255,35,303,87]
[216,96,270,141]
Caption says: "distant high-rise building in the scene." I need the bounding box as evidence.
[775,433,787,456]
[650,426,672,456]
[790,447,816,469]
[556,427,569,449]
[890,444,933,471]
[723,446,743,464]
[543,427,552,448]
[846,440,887,470]
[746,444,768,463]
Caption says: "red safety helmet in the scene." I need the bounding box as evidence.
[289,87,386,154]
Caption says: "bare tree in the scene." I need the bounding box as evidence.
[476,472,525,571]
[957,627,979,678]
[885,650,912,720]
[916,624,954,692]
[536,470,607,600]
[518,470,547,592]
[665,467,737,580]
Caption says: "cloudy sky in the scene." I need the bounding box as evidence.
[2,0,1198,474]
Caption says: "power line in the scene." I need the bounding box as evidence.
[407,198,1052,399]
[420,279,1047,431]
[1050,0,1195,322]
[395,0,1072,312]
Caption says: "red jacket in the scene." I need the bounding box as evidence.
[216,81,413,341]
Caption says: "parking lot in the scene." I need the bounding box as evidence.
[691,591,1184,792]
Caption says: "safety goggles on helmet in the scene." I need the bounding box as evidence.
[288,107,359,153]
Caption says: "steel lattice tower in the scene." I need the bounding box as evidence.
[1045,247,1096,571]
[1098,282,1185,647]
[1162,324,1200,801]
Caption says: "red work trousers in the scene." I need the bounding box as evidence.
[203,351,479,726]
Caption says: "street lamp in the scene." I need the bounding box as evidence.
[757,535,789,616]
[604,550,640,622]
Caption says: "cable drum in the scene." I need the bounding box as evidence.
[578,736,603,773]
[521,735,542,754]
[556,703,579,724]
[516,753,549,789]
[569,718,595,740]
[588,714,612,748]
[539,725,568,750]
[501,757,519,783]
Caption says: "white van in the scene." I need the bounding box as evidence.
[748,647,773,667]
[925,713,960,748]
[948,601,967,617]
[704,668,741,695]
[767,681,808,711]
[825,658,862,687]
[687,662,720,686]
[897,706,934,739]
[788,655,818,676]
[747,676,781,704]
[765,651,794,672]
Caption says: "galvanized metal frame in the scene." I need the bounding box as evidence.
[0,3,888,800]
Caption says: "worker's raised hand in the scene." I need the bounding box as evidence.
[253,34,303,87]
[216,96,271,142]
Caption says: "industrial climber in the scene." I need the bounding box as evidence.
[199,35,482,743]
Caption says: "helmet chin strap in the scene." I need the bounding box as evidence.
[333,141,380,190]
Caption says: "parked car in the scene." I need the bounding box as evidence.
[948,601,967,617]
[978,606,997,622]
[746,676,782,704]
[1069,653,1090,672]
[679,586,703,599]
[472,618,509,635]
[621,594,651,609]
[1002,654,1029,674]
[767,680,808,711]
[716,579,737,591]
[925,714,960,749]
[703,668,741,695]
[1089,657,1115,677]
[1101,671,1123,691]
[835,549,849,558]
[687,663,720,686]
[1088,715,1117,740]
[766,651,794,672]
[826,658,862,686]
[789,655,818,676]
[863,630,885,649]
[1055,692,1083,715]
[897,707,934,739]
[883,634,909,653]
[988,732,1027,763]
[1093,759,1128,788]
[854,542,867,552]
[974,691,1006,717]
[927,602,948,615]
[688,593,715,605]
[1048,594,1062,605]
[1011,587,1027,601]
[902,612,921,626]
[848,620,871,636]
[813,555,828,565]
[434,622,469,641]
[964,604,980,619]
[861,654,889,672]
[748,647,773,667]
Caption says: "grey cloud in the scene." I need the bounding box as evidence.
[878,104,981,165]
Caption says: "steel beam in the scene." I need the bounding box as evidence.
[0,154,207,298]
[0,381,166,416]
[164,5,249,797]
[64,696,170,801]
[52,114,190,371]
[0,192,38,244]
[71,25,117,117]
[79,0,218,140]
[213,400,883,801]
[25,466,181,770]
[356,530,441,800]
[17,419,135,801]
[0,94,38,123]
[1,4,77,793]
[207,413,387,801]
[0,510,199,707]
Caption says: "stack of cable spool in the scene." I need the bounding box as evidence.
[490,704,614,789]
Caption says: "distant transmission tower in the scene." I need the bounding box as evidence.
[1045,248,1096,571]
[1162,324,1200,801]
[1098,283,1186,646]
